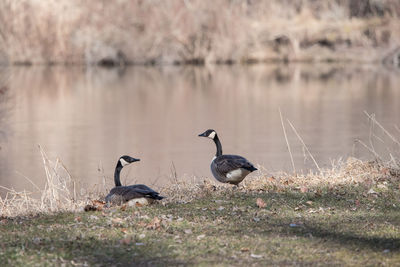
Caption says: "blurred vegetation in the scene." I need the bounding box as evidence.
[0,0,399,66]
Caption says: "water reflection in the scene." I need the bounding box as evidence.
[0,65,399,194]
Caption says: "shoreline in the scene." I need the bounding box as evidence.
[2,46,399,68]
[1,158,399,265]
[0,157,398,218]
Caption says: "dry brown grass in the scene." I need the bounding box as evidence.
[160,157,398,204]
[1,110,399,217]
[0,0,400,65]
[1,149,396,217]
[0,146,89,217]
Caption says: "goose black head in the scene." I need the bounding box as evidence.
[118,155,140,167]
[198,129,217,140]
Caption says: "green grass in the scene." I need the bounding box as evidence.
[1,179,399,266]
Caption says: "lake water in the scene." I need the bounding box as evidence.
[0,64,399,195]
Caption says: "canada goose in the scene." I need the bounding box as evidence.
[198,129,257,185]
[105,155,164,205]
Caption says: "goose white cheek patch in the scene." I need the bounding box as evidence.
[208,131,216,139]
[120,158,129,166]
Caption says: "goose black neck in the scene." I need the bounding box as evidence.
[114,162,123,187]
[213,135,223,157]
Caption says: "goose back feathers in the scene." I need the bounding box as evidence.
[106,184,164,205]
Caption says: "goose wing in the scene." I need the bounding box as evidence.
[213,154,257,175]
[127,184,164,200]
[106,184,164,203]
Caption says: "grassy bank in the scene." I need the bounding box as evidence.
[1,159,399,266]
[1,0,400,66]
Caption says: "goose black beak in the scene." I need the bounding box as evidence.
[198,132,207,137]
[127,157,140,163]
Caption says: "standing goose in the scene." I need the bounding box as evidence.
[198,129,257,185]
[105,155,164,205]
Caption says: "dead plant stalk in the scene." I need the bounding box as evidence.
[287,119,321,173]
[279,108,296,173]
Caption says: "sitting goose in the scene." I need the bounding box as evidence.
[198,129,257,185]
[105,155,164,206]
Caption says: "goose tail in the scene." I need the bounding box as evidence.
[150,193,165,200]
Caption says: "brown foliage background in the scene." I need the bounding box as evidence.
[0,0,399,65]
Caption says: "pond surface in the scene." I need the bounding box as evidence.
[0,64,399,194]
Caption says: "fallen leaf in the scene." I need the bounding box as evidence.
[89,215,99,220]
[32,237,41,245]
[146,217,161,230]
[120,205,127,211]
[300,187,308,193]
[368,188,377,194]
[305,201,313,206]
[267,176,275,182]
[256,198,266,208]
[92,200,105,206]
[112,217,124,225]
[184,229,192,234]
[250,254,262,258]
[137,221,147,227]
[240,247,250,252]
[119,237,133,245]
[85,200,105,211]
[196,234,206,240]
[355,200,360,207]
[377,184,388,190]
[84,205,100,212]
[74,216,81,222]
